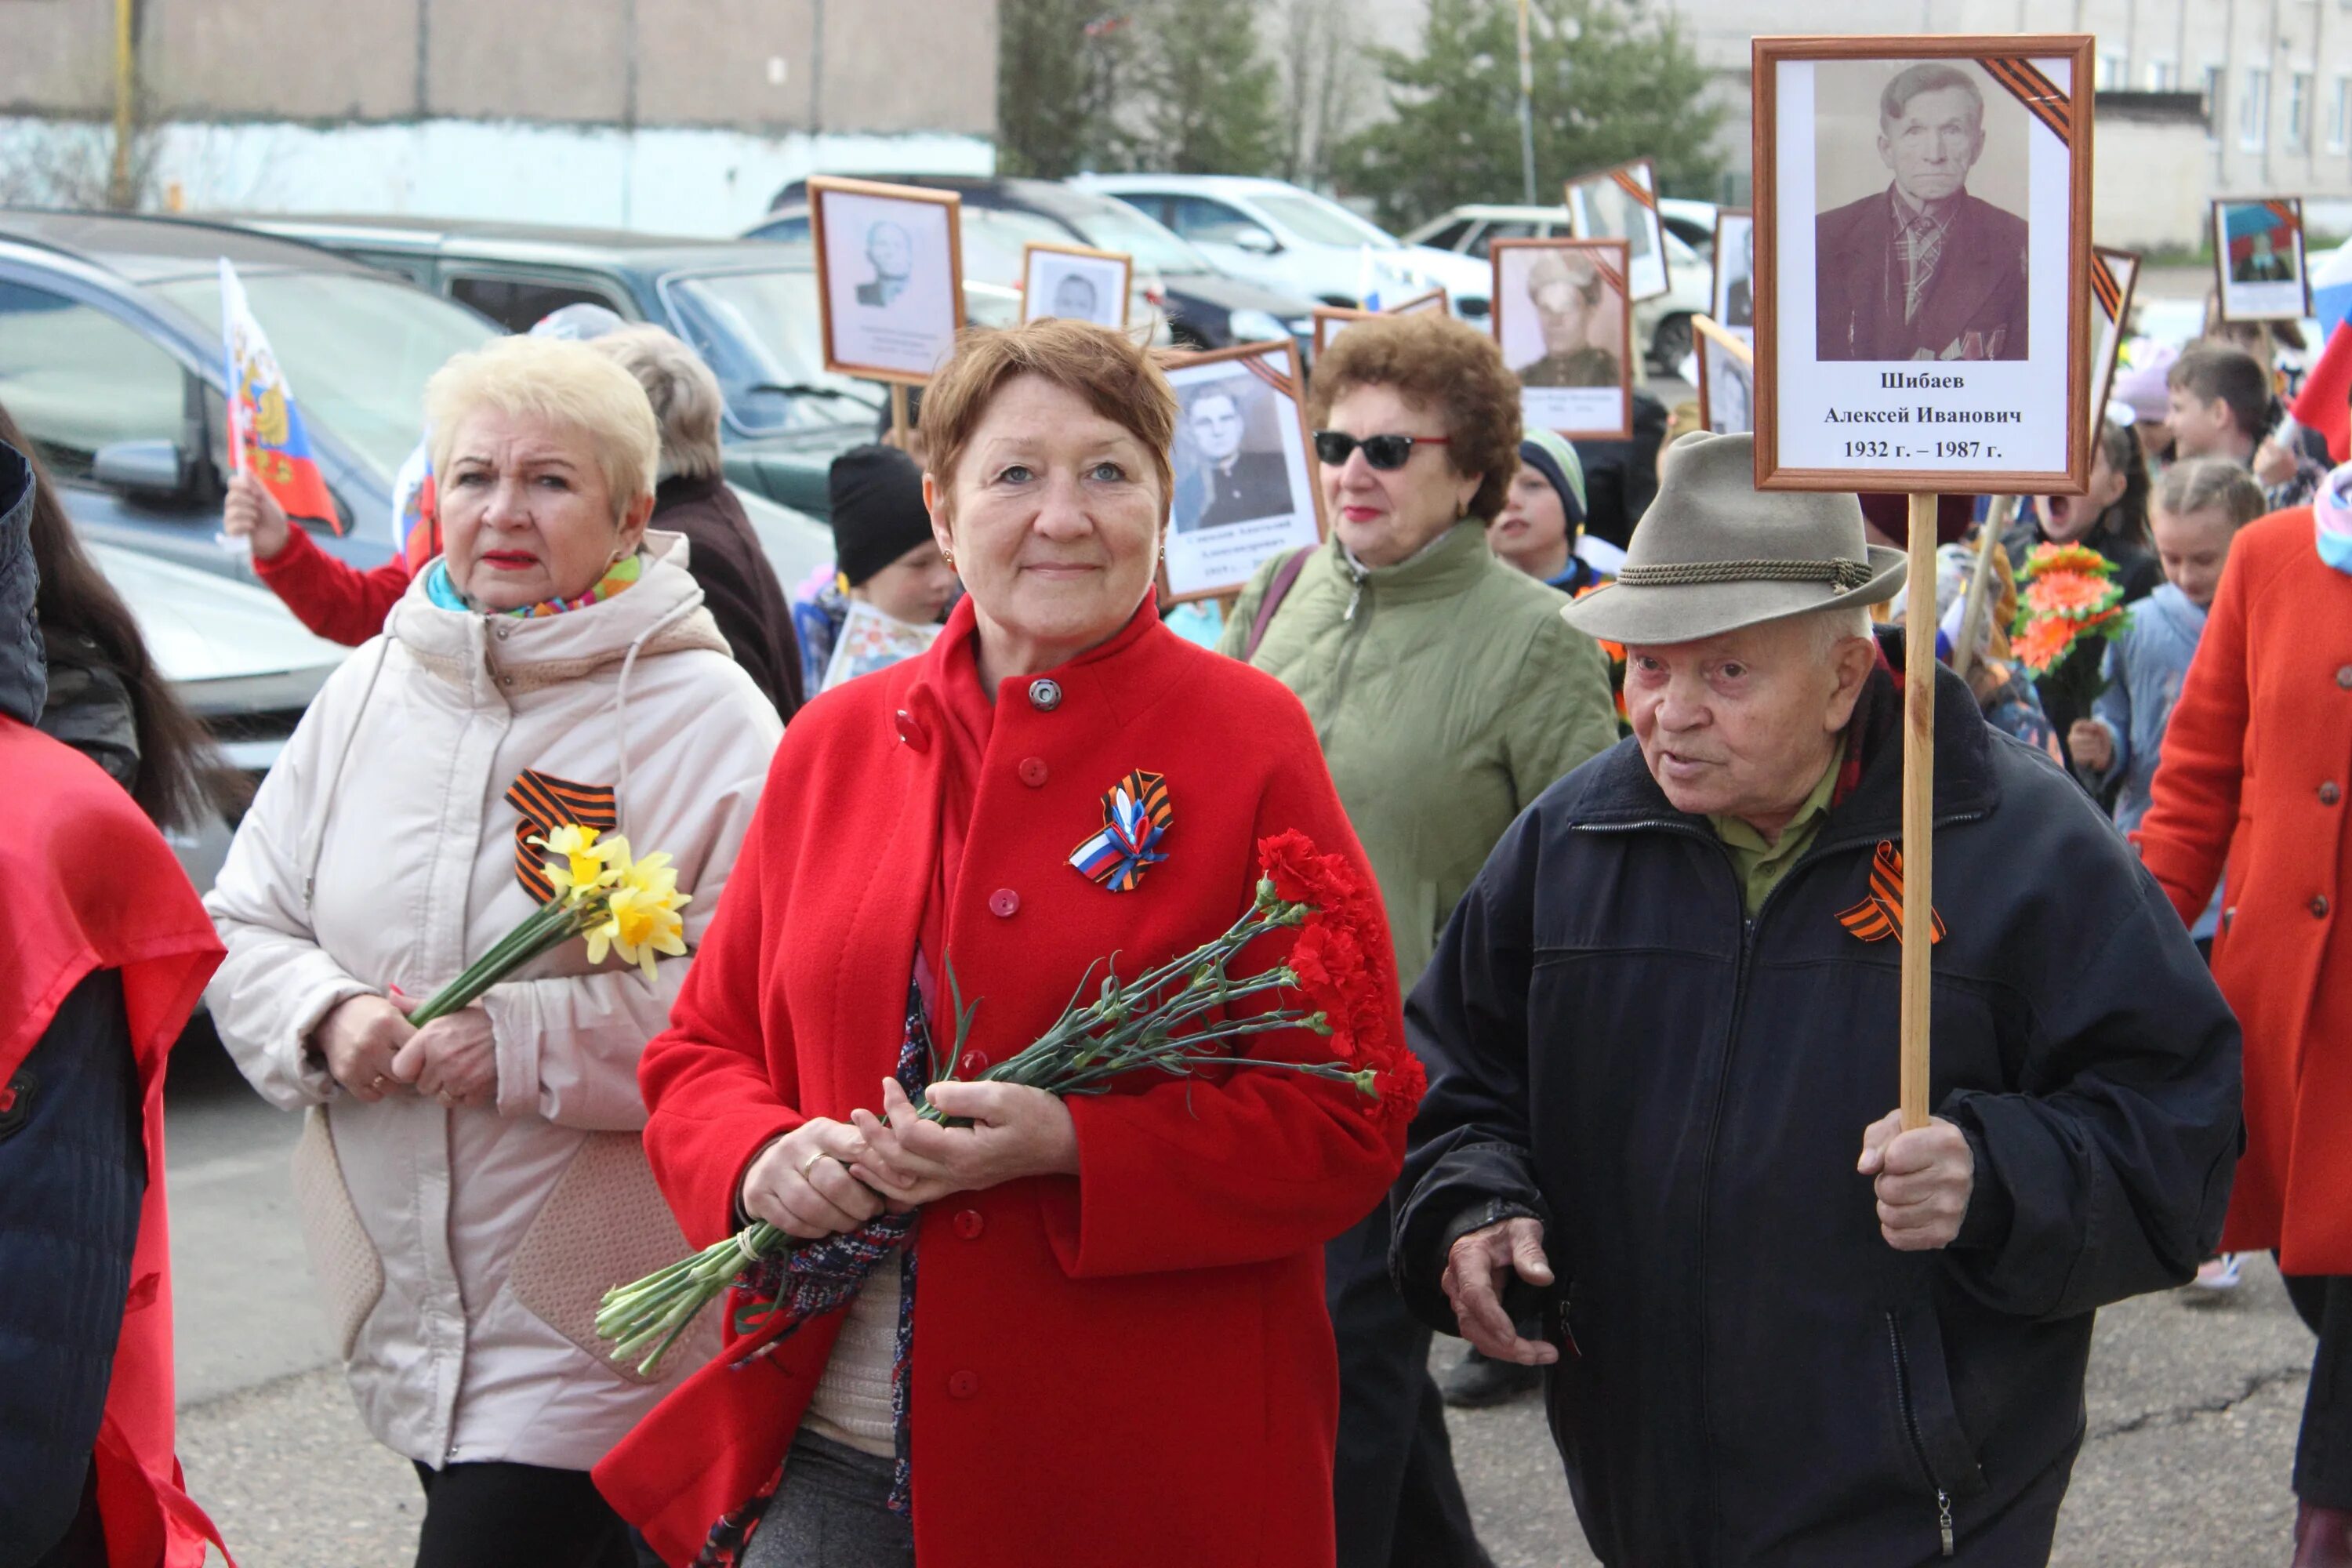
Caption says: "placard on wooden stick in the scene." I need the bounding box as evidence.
[1490,237,1635,441]
[1160,338,1325,604]
[2212,196,2312,323]
[1021,240,1134,329]
[2087,246,2140,444]
[1692,314,1755,436]
[1565,157,1671,303]
[807,175,965,387]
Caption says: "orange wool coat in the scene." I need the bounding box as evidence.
[2137,507,2352,1272]
[596,597,1407,1566]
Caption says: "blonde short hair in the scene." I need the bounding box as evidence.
[589,325,725,484]
[425,335,659,518]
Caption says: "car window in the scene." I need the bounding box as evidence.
[1251,191,1398,249]
[1468,220,1544,260]
[1169,197,1262,245]
[446,273,630,334]
[752,213,811,243]
[662,269,882,436]
[1421,218,1475,252]
[0,279,190,482]
[1054,199,1213,275]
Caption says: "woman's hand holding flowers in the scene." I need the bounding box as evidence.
[388,996,497,1109]
[739,1119,888,1239]
[846,1077,1079,1207]
[312,994,417,1103]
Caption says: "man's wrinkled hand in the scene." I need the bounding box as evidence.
[1440,1217,1559,1367]
[1858,1111,1975,1250]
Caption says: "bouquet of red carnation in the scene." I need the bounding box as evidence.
[596,830,1417,1374]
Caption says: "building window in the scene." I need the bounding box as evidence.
[2098,52,2129,90]
[2205,64,2226,141]
[2333,77,2351,152]
[2147,59,2176,92]
[2290,71,2312,150]
[2242,67,2270,150]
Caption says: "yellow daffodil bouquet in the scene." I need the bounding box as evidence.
[405,824,691,1026]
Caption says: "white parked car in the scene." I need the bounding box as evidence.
[1075,174,1491,323]
[1403,203,1714,370]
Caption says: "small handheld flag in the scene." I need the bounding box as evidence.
[220,257,342,533]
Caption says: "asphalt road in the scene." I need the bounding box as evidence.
[162,1037,2307,1568]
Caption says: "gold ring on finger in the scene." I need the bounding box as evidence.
[797,1152,829,1179]
[369,1075,387,1091]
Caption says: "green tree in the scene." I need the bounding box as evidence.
[997,0,1128,178]
[1336,0,1723,231]
[1120,0,1281,175]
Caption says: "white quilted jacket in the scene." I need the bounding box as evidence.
[204,532,781,1472]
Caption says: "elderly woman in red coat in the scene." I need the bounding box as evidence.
[596,320,1414,1567]
[2138,481,2352,1563]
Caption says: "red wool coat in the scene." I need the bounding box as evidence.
[2137,507,2352,1272]
[597,597,1407,1567]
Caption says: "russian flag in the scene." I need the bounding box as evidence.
[2295,242,2352,463]
[219,258,342,532]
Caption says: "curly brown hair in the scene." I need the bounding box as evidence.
[922,319,1178,524]
[1305,314,1523,521]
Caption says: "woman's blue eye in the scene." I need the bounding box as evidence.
[1089,461,1127,482]
[999,464,1033,484]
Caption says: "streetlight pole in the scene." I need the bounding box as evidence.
[1517,0,1537,205]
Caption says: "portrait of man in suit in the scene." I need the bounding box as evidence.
[1181,385,1291,530]
[1515,249,1622,390]
[856,220,914,308]
[2234,228,2296,284]
[1051,271,1103,319]
[1815,61,2029,362]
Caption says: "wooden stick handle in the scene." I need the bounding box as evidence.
[1900,492,1939,1131]
[890,383,911,445]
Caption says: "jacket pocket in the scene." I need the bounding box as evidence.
[1886,1296,1991,1544]
[289,1105,384,1361]
[508,1131,698,1385]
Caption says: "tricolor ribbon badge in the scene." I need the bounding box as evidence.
[1838,840,1946,946]
[1068,769,1173,892]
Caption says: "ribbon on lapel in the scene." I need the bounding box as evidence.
[1838,840,1947,945]
[1067,769,1173,893]
[505,768,618,903]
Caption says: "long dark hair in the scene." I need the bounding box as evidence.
[0,401,231,829]
[2096,419,2153,551]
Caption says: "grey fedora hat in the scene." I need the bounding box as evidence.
[1559,431,1906,645]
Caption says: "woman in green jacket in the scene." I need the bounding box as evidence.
[1218,312,1617,1568]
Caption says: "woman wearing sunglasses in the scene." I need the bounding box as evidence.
[1218,310,1618,1568]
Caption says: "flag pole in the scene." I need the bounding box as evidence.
[1900,492,1939,1131]
[890,383,910,446]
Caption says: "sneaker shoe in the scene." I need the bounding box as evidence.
[1439,1347,1543,1409]
[2193,1253,2244,1290]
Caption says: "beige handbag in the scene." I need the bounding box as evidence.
[289,1105,385,1361]
[508,1131,699,1385]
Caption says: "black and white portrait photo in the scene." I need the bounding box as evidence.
[2212,198,2313,322]
[1566,159,1669,302]
[1813,60,2030,364]
[1160,342,1321,599]
[1714,210,1755,332]
[1021,241,1134,329]
[809,176,964,383]
[1492,238,1632,440]
[1754,35,2092,492]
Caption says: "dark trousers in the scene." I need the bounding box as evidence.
[2285,1274,2352,1508]
[1327,1199,1493,1568]
[411,1461,645,1568]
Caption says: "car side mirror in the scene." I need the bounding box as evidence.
[92,439,198,503]
[1231,226,1281,256]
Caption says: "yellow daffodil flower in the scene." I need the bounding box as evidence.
[530,823,622,904]
[583,850,691,982]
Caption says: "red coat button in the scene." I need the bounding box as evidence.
[989,887,1020,917]
[948,1370,980,1399]
[1018,757,1050,788]
[953,1209,985,1240]
[894,710,929,752]
[959,1050,986,1076]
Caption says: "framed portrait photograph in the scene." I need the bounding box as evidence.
[1022,241,1132,329]
[1695,314,1756,436]
[1490,238,1634,441]
[1565,158,1670,303]
[1712,209,1756,333]
[1312,304,1375,359]
[2087,246,2140,443]
[1161,339,1324,602]
[1753,35,2096,494]
[2212,197,2311,322]
[808,176,965,385]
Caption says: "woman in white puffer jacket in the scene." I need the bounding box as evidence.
[204,336,781,1568]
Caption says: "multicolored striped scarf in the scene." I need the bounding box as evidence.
[423,551,642,616]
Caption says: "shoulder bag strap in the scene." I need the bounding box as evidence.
[1243,546,1318,662]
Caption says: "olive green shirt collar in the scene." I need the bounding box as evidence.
[1708,739,1846,916]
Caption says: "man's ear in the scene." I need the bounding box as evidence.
[1826,633,1878,731]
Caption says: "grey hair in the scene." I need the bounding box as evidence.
[2154,456,2267,529]
[1809,603,1876,655]
[1880,63,1984,130]
[588,325,724,484]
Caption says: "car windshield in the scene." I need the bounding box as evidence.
[1253,191,1397,249]
[149,269,495,484]
[662,268,881,436]
[960,209,1087,286]
[1057,200,1214,275]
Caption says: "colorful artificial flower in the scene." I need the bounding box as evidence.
[2011,543,2130,679]
[2020,571,2122,619]
[2024,541,2110,577]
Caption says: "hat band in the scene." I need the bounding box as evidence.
[1615,558,1876,593]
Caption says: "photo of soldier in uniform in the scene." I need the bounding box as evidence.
[1174,382,1291,531]
[1813,60,2031,362]
[856,220,914,308]
[1512,248,1623,388]
[1020,242,1134,329]
[1159,340,1322,598]
[1491,238,1632,440]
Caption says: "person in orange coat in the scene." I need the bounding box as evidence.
[595,320,1416,1567]
[2137,476,2352,1565]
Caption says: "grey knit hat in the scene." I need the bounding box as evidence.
[1559,431,1906,644]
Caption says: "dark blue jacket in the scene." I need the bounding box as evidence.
[1392,650,2241,1566]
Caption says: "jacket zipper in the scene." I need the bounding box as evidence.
[1313,562,1375,751]
[1886,1312,1957,1557]
[1342,556,1369,621]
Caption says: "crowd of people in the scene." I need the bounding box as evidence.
[0,280,2341,1568]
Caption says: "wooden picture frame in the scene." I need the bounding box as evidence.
[807,175,965,386]
[1021,240,1133,328]
[2212,196,2312,322]
[1711,209,1756,333]
[1159,337,1326,604]
[1565,157,1671,302]
[1311,304,1376,359]
[1693,313,1757,435]
[1389,286,1450,315]
[1490,237,1635,441]
[2087,245,2140,444]
[1751,34,2096,495]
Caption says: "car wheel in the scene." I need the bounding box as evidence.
[1650,313,1693,372]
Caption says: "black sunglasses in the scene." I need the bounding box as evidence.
[1311,430,1453,470]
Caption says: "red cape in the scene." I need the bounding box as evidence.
[1,718,231,1568]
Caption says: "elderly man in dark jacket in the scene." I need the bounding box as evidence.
[1392,431,2241,1566]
